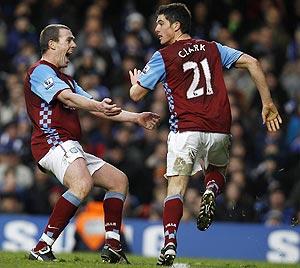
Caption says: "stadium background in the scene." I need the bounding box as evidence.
[0,0,300,263]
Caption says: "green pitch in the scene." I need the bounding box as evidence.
[0,251,300,268]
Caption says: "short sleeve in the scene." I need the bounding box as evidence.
[73,80,93,99]
[214,42,243,69]
[29,65,70,103]
[138,51,166,90]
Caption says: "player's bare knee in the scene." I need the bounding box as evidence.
[70,177,93,199]
[109,171,128,194]
[116,172,128,193]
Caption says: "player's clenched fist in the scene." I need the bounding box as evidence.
[98,98,122,116]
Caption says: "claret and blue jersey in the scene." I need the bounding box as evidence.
[138,39,243,134]
[24,60,92,162]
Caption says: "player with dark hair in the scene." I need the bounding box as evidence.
[25,24,160,263]
[129,3,282,266]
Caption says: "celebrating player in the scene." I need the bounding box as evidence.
[25,24,160,263]
[129,3,282,266]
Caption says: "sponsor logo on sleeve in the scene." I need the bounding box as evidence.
[142,64,150,74]
[43,77,54,89]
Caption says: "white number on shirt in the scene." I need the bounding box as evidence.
[183,58,213,99]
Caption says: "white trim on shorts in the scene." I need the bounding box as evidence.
[38,140,106,183]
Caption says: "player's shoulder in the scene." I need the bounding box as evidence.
[30,62,56,77]
[148,50,164,62]
[192,38,218,49]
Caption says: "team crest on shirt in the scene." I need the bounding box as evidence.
[43,77,54,89]
[142,64,150,74]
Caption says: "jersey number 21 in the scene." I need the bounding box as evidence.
[183,58,213,99]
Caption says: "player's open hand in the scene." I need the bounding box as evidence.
[129,68,142,86]
[262,102,282,132]
[98,98,122,116]
[137,112,160,130]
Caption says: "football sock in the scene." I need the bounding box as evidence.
[163,194,183,246]
[204,170,225,196]
[34,191,81,251]
[103,191,125,250]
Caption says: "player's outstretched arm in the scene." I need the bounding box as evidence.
[234,54,282,132]
[91,110,160,130]
[57,89,121,116]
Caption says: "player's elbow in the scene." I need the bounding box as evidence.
[249,56,260,68]
[243,54,260,70]
[129,89,142,102]
[57,90,76,107]
[130,93,140,102]
[130,84,148,102]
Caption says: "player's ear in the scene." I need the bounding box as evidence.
[48,39,56,50]
[173,21,181,32]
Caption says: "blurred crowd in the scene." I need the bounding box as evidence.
[0,0,300,228]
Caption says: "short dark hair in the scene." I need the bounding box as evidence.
[156,3,191,34]
[39,24,70,54]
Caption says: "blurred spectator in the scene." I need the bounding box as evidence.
[251,71,289,116]
[37,0,77,31]
[215,181,256,222]
[261,187,294,226]
[0,74,26,125]
[0,192,23,213]
[104,140,154,205]
[0,11,7,50]
[12,42,38,76]
[184,187,202,219]
[5,16,38,57]
[286,103,300,153]
[227,10,243,41]
[281,59,300,99]
[25,167,64,214]
[110,54,141,98]
[120,32,144,59]
[251,153,279,198]
[125,12,152,48]
[287,173,300,212]
[191,2,210,39]
[287,25,300,61]
[0,140,33,190]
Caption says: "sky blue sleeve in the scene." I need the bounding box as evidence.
[138,51,166,90]
[29,65,70,103]
[73,81,93,99]
[215,42,243,69]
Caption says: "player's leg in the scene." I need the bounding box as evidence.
[157,175,189,266]
[30,141,93,261]
[204,164,227,196]
[197,133,231,231]
[197,164,227,231]
[91,162,130,264]
[158,131,199,266]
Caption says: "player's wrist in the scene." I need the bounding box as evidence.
[129,112,139,124]
[262,99,273,106]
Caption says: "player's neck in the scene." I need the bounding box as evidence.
[174,32,190,42]
[41,54,59,69]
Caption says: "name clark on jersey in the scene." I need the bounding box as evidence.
[178,44,206,58]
